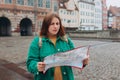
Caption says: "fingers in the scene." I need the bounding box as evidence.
[37,62,45,72]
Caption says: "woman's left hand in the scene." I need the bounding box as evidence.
[83,58,89,67]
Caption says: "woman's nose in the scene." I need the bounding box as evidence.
[54,24,58,27]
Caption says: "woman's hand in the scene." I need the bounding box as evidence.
[83,58,89,67]
[37,62,45,72]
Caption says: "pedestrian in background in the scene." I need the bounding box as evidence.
[26,13,89,80]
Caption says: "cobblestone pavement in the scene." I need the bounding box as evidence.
[0,35,120,80]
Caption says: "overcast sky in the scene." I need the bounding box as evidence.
[106,0,120,8]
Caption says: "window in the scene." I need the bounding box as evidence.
[28,0,34,6]
[17,0,24,5]
[38,0,43,7]
[54,2,58,12]
[46,0,50,8]
[5,0,12,4]
[109,13,112,16]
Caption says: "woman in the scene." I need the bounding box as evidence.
[26,13,88,80]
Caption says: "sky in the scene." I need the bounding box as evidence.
[106,0,120,8]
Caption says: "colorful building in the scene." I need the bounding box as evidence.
[108,6,120,30]
[102,0,108,30]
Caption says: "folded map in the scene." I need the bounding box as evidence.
[44,46,90,73]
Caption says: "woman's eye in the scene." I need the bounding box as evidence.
[51,23,54,25]
[56,23,59,25]
[50,22,59,25]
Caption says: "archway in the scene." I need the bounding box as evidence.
[20,18,33,36]
[0,17,11,36]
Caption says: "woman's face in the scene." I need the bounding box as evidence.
[48,17,60,36]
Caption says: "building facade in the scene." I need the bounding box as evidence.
[108,6,120,30]
[78,0,95,30]
[102,0,108,30]
[0,0,58,36]
[58,0,79,31]
[94,0,102,30]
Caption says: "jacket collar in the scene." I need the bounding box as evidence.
[41,36,64,42]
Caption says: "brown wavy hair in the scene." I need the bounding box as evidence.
[40,13,66,37]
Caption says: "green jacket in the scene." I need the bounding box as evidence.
[26,36,75,80]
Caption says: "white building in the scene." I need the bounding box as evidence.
[58,0,79,31]
[77,0,95,30]
[94,0,102,30]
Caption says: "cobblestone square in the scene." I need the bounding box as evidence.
[0,36,120,80]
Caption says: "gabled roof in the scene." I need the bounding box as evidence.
[59,0,79,11]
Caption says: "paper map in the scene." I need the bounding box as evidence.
[44,46,90,72]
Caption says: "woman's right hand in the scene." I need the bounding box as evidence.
[37,62,45,72]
